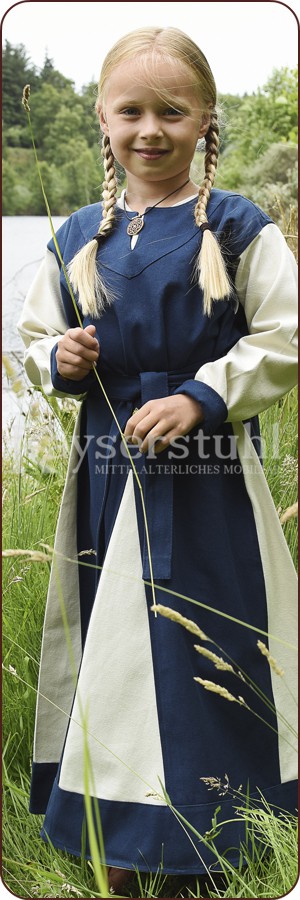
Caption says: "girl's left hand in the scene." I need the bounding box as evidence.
[124,393,203,455]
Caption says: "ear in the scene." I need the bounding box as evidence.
[198,112,211,138]
[98,106,109,135]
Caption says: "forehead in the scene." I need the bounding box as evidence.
[103,55,201,107]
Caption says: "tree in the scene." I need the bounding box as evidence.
[217,92,246,154]
[60,139,103,210]
[39,51,76,92]
[27,159,66,214]
[78,81,100,148]
[2,159,18,214]
[42,104,87,163]
[221,67,298,166]
[2,41,39,135]
[27,83,76,150]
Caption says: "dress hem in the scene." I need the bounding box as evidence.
[39,777,298,874]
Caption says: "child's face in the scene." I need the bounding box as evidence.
[99,57,210,189]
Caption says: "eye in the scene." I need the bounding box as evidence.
[121,107,140,116]
[163,107,186,117]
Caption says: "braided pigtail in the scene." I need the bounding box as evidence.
[67,135,117,317]
[194,113,231,316]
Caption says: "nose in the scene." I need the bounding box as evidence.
[139,113,164,141]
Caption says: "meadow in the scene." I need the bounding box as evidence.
[2,371,298,899]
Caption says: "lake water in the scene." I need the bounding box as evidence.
[2,216,66,442]
[3,216,66,351]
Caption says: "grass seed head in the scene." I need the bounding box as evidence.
[8,664,18,677]
[2,355,16,380]
[151,604,209,640]
[280,502,298,525]
[2,548,53,563]
[194,677,246,705]
[194,644,234,671]
[257,640,284,677]
[22,84,31,111]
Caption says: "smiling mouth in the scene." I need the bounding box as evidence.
[133,149,169,159]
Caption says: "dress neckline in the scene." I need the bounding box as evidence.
[117,189,198,213]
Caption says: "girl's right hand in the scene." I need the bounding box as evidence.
[56,324,100,380]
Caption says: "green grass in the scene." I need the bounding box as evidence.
[260,389,298,566]
[2,381,298,898]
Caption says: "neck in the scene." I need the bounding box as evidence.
[125,172,198,213]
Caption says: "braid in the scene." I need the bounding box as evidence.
[98,134,118,237]
[195,113,219,226]
[194,112,231,316]
[67,135,118,318]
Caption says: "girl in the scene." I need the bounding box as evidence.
[18,27,297,895]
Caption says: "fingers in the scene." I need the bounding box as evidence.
[123,395,203,454]
[56,325,100,380]
[66,325,100,353]
[124,403,171,454]
[58,334,99,363]
[77,324,99,347]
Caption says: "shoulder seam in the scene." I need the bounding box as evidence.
[209,191,271,221]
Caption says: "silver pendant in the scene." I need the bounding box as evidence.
[127,215,144,236]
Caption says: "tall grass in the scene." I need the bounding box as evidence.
[2,374,298,898]
[259,389,298,567]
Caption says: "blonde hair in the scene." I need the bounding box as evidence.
[68,27,231,317]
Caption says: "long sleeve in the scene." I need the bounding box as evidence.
[176,224,297,427]
[17,248,94,399]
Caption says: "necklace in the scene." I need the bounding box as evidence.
[124,178,191,236]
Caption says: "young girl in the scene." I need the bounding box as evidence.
[18,26,297,895]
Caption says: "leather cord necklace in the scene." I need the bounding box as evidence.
[124,178,191,236]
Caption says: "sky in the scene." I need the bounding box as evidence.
[1,0,299,96]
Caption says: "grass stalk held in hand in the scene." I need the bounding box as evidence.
[22,84,157,615]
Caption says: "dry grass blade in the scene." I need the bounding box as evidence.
[2,548,53,563]
[280,502,298,525]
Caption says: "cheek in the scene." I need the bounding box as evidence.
[107,132,129,167]
[109,124,129,147]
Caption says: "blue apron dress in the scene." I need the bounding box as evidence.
[26,191,297,874]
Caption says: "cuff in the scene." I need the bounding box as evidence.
[50,343,96,395]
[174,379,228,435]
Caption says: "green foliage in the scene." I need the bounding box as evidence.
[39,51,76,92]
[216,67,298,223]
[29,83,85,154]
[238,143,298,231]
[2,41,39,137]
[2,159,18,214]
[219,67,298,165]
[5,138,102,216]
[60,140,102,209]
[2,42,103,215]
[245,142,298,188]
[260,388,298,566]
[43,105,87,162]
[217,141,298,246]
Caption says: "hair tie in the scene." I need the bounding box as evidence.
[200,222,211,233]
[92,233,103,245]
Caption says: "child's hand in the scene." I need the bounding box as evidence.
[124,394,203,455]
[56,325,100,380]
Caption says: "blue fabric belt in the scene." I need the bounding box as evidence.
[95,369,197,402]
[96,370,197,581]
